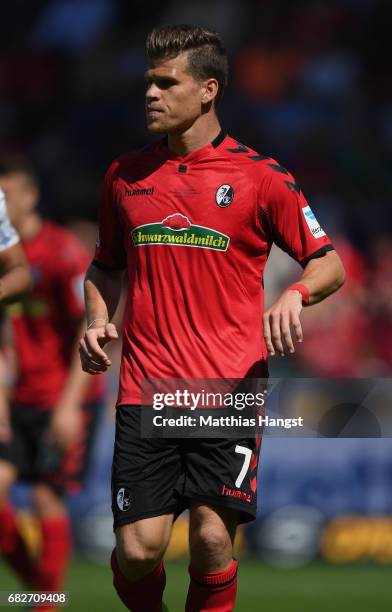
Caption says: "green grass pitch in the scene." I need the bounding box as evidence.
[0,557,391,611]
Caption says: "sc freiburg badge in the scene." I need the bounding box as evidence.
[216,184,234,208]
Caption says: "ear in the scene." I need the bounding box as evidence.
[201,78,219,104]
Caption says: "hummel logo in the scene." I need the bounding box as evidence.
[221,483,252,503]
[125,187,155,196]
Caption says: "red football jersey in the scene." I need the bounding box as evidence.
[94,132,333,406]
[8,221,102,408]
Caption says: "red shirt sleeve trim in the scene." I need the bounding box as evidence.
[300,244,334,267]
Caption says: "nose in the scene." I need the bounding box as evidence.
[146,82,160,101]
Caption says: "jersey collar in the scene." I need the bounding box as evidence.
[157,129,227,164]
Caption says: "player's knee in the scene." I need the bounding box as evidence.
[120,546,161,567]
[118,534,163,565]
[117,540,162,579]
[115,517,171,578]
[190,525,231,563]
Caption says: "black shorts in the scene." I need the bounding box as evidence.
[0,400,102,495]
[111,405,262,530]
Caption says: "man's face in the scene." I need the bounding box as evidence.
[145,52,207,134]
[0,173,38,227]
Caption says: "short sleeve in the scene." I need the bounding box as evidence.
[0,189,20,251]
[93,162,126,270]
[262,167,333,266]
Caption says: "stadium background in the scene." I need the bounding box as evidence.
[1,0,391,610]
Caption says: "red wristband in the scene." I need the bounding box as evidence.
[288,283,310,305]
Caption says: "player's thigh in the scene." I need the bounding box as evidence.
[116,512,174,564]
[0,459,18,502]
[112,405,182,530]
[190,501,238,542]
[189,501,238,570]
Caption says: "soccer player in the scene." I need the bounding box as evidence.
[79,25,345,612]
[0,188,31,306]
[0,185,32,451]
[0,159,103,610]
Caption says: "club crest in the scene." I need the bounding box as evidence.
[215,184,234,207]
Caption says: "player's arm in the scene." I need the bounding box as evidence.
[0,243,32,302]
[0,189,32,301]
[293,249,345,305]
[0,194,31,442]
[79,160,126,374]
[79,262,123,374]
[261,166,345,357]
[263,250,345,356]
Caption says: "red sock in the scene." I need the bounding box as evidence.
[32,515,72,611]
[186,559,238,612]
[110,548,166,612]
[0,502,35,585]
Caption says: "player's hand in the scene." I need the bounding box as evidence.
[48,402,83,450]
[263,289,303,356]
[79,321,119,375]
[0,401,11,443]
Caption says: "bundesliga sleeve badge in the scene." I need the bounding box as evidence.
[302,205,326,238]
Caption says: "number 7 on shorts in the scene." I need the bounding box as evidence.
[234,445,252,487]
